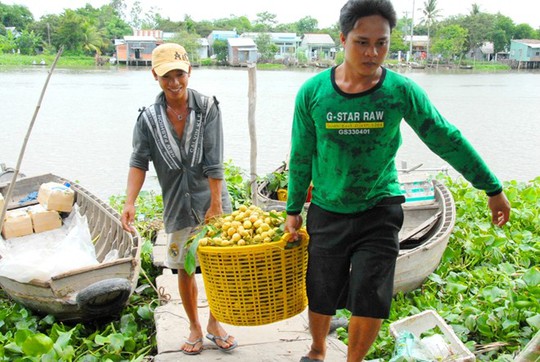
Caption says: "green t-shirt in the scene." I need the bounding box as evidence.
[286,67,502,214]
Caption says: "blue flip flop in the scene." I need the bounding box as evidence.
[206,333,238,352]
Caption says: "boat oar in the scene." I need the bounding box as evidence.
[0,47,64,235]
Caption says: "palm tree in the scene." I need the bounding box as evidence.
[419,0,441,60]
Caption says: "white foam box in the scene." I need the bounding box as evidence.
[399,173,435,205]
[389,310,476,361]
[0,192,4,213]
[28,204,62,233]
[37,182,75,212]
[1,208,34,239]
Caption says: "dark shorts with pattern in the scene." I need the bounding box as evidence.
[305,199,404,319]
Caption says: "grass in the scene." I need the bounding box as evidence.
[0,53,99,68]
[1,53,514,72]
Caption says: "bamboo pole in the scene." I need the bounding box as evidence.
[0,47,63,233]
[247,64,258,205]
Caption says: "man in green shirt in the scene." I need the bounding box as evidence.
[284,1,511,361]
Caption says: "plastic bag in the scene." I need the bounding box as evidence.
[0,205,99,283]
[421,334,452,360]
[390,331,436,362]
[390,331,455,362]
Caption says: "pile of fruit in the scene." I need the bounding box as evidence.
[196,204,287,247]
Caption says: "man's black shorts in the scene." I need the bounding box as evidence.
[305,201,403,319]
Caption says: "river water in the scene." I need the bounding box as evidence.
[1,66,539,200]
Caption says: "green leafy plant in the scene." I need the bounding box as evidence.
[0,238,159,361]
[259,162,289,198]
[1,164,537,361]
[109,190,164,242]
[224,159,252,208]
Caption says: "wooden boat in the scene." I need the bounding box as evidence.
[409,62,426,69]
[0,164,24,184]
[393,178,455,294]
[0,173,141,322]
[256,165,455,295]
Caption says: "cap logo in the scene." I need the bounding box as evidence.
[174,51,189,62]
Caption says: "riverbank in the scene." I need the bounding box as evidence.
[0,53,97,67]
[0,53,293,69]
[0,53,513,72]
[385,60,511,71]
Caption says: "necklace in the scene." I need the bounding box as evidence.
[167,105,186,121]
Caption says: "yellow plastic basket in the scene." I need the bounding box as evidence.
[197,231,309,326]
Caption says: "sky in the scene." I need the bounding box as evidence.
[4,0,540,29]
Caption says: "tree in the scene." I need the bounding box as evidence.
[154,15,182,32]
[254,33,278,62]
[513,23,536,40]
[52,10,85,53]
[470,3,481,16]
[320,22,340,44]
[102,16,131,53]
[212,15,252,34]
[129,0,143,29]
[94,4,132,39]
[491,14,515,51]
[0,30,17,53]
[84,4,131,53]
[212,39,228,63]
[390,28,407,55]
[274,22,296,33]
[397,16,412,38]
[431,24,468,61]
[295,16,318,35]
[80,23,107,55]
[168,30,202,63]
[253,11,277,32]
[109,0,127,21]
[458,12,496,52]
[0,3,34,29]
[419,0,441,59]
[139,6,161,29]
[28,14,60,51]
[16,29,42,54]
[192,20,214,38]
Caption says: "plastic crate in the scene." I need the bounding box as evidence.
[197,230,309,326]
[399,173,436,205]
[389,310,476,361]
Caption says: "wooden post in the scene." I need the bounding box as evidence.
[247,64,258,205]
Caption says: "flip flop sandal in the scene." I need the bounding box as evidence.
[182,337,203,355]
[299,357,324,362]
[206,333,238,352]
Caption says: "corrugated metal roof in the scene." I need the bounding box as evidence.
[228,38,256,47]
[512,39,540,48]
[302,33,335,46]
[124,36,157,41]
[241,32,301,42]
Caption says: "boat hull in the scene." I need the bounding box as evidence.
[394,181,455,294]
[0,174,141,322]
